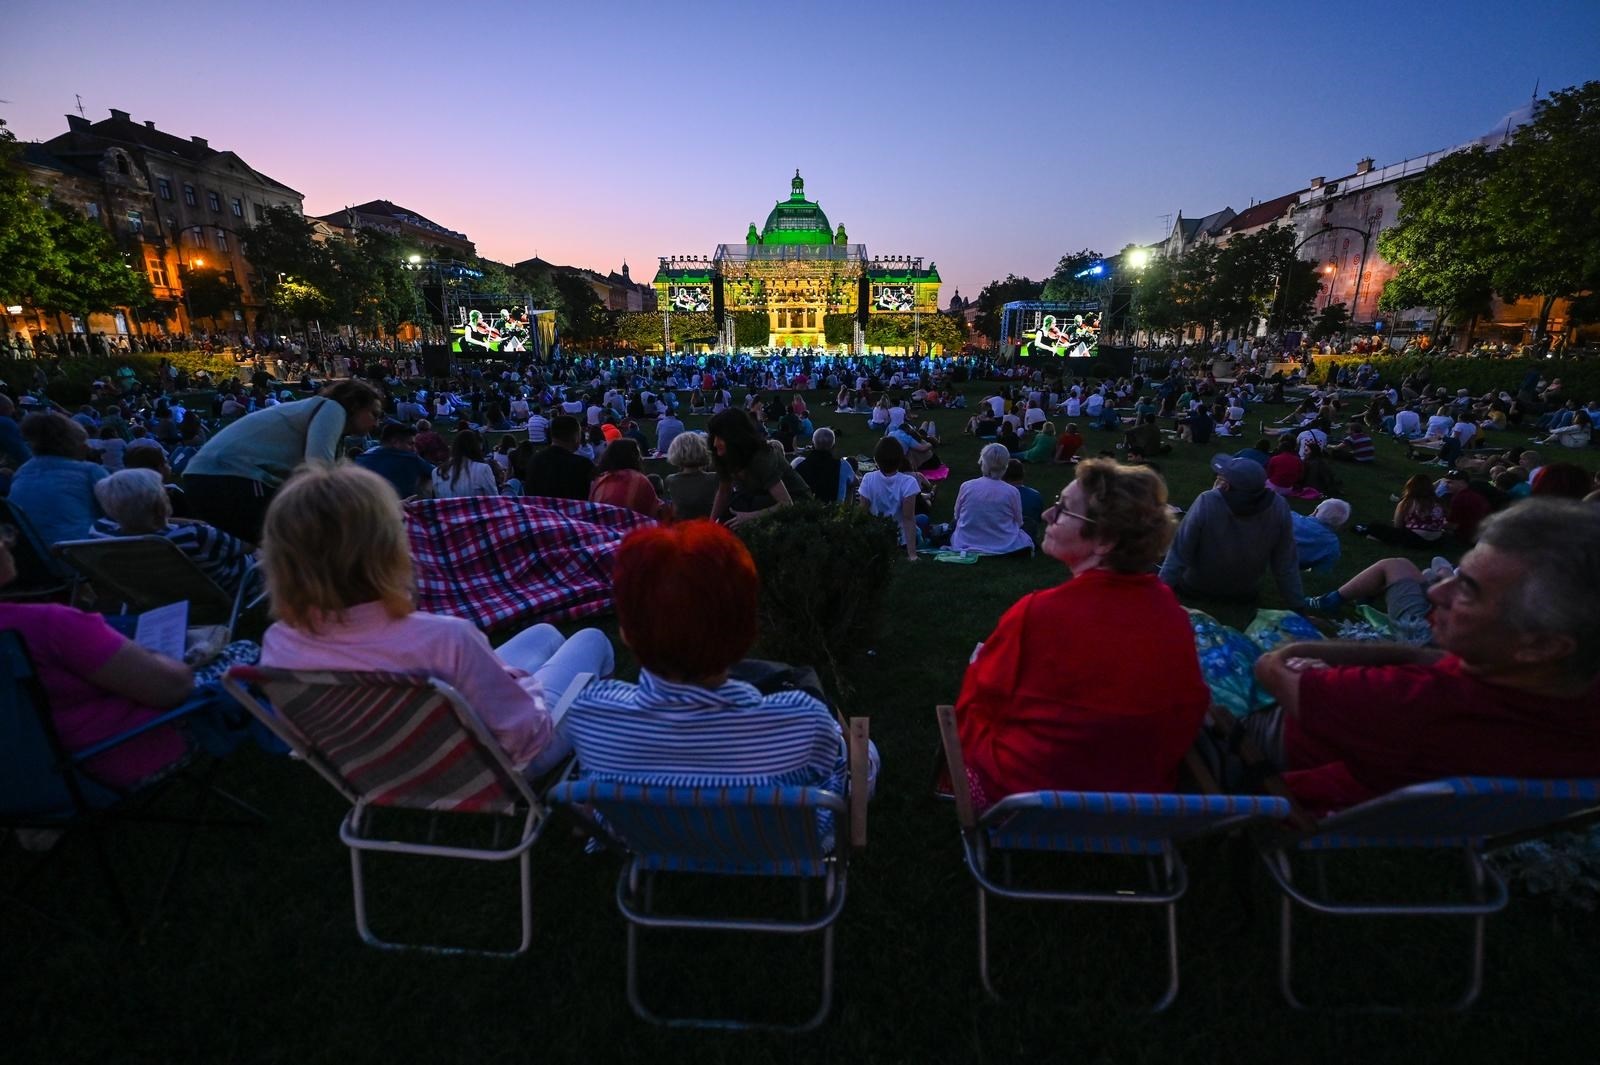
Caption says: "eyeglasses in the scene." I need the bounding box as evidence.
[1043,502,1096,527]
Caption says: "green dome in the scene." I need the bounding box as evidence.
[760,170,834,246]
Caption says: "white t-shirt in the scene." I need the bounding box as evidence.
[1064,397,1082,417]
[857,470,920,544]
[986,395,1005,417]
[887,406,908,430]
[1452,420,1478,446]
[1425,414,1454,438]
[1084,393,1105,415]
[1023,406,1046,429]
[1394,409,1421,435]
[1296,428,1328,457]
[436,460,500,498]
[509,398,530,419]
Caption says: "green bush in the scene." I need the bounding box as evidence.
[823,313,856,347]
[3,350,238,406]
[1320,355,1600,398]
[734,500,900,695]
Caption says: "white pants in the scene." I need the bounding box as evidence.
[495,624,614,777]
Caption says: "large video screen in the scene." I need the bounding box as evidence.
[1021,310,1100,358]
[871,284,915,312]
[669,284,711,313]
[451,304,534,354]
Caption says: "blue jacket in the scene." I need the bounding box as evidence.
[10,455,109,545]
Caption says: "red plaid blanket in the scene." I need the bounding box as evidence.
[404,495,656,632]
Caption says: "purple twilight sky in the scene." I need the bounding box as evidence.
[6,0,1599,302]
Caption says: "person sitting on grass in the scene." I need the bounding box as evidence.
[560,520,878,803]
[856,436,921,562]
[1290,498,1350,572]
[589,439,668,520]
[1016,421,1056,462]
[955,459,1208,810]
[950,444,1035,557]
[1538,410,1592,449]
[1258,499,1600,814]
[707,408,812,528]
[1352,473,1445,547]
[1123,413,1169,460]
[1160,454,1302,605]
[257,463,614,780]
[792,427,856,504]
[1003,459,1044,544]
[1265,435,1303,495]
[1054,422,1085,464]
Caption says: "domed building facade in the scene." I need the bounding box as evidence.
[654,171,940,350]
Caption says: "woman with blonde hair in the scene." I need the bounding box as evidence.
[664,431,719,521]
[256,463,613,776]
[955,459,1208,808]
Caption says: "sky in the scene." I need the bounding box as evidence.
[5,0,1598,303]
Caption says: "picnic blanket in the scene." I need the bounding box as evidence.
[920,464,951,482]
[405,495,656,632]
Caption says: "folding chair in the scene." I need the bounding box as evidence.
[222,665,584,958]
[0,499,74,601]
[1258,775,1600,1011]
[53,535,263,638]
[547,718,870,1032]
[935,704,1289,1008]
[0,629,264,932]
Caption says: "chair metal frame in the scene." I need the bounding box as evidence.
[935,704,1289,1009]
[1258,776,1600,1011]
[0,629,265,932]
[222,667,590,958]
[0,498,74,601]
[54,535,265,640]
[549,778,852,1033]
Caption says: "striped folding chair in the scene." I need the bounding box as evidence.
[54,536,264,640]
[222,665,587,958]
[935,705,1289,1009]
[1259,776,1600,1011]
[548,743,867,1033]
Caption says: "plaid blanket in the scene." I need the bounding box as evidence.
[405,495,656,632]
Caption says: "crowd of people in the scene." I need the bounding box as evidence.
[3,346,1598,851]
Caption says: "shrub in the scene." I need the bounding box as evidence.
[734,500,900,696]
[4,350,237,406]
[1320,355,1600,400]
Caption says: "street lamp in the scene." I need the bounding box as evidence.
[1321,262,1337,310]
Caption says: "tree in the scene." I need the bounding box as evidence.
[1038,248,1105,303]
[31,199,153,322]
[917,313,964,354]
[1377,146,1499,342]
[0,119,58,315]
[181,263,243,326]
[1482,80,1600,339]
[269,277,330,326]
[1311,302,1350,340]
[1269,258,1323,333]
[549,271,614,343]
[1212,226,1297,337]
[973,275,1043,342]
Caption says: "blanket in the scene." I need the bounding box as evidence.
[405,495,656,632]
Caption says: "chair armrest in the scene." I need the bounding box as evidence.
[69,695,213,764]
[934,704,977,830]
[848,717,869,849]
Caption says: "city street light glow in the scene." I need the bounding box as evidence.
[1128,248,1150,269]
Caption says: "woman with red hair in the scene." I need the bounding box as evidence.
[560,520,877,794]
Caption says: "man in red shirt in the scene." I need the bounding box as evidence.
[1439,468,1492,543]
[1252,499,1600,813]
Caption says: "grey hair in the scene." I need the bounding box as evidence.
[979,442,1011,479]
[1311,498,1351,529]
[666,430,709,469]
[812,427,836,450]
[93,467,170,529]
[1475,499,1600,677]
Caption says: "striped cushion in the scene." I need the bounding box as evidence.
[257,670,522,816]
[983,791,1290,855]
[550,780,837,877]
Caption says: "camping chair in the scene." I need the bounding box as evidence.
[935,705,1289,1008]
[1258,775,1600,1011]
[221,665,587,958]
[53,536,263,639]
[0,629,265,932]
[0,499,74,601]
[546,717,871,1032]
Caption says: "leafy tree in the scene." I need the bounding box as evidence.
[733,311,772,348]
[1212,226,1297,337]
[0,119,57,314]
[1269,258,1323,333]
[269,277,330,326]
[31,199,153,321]
[1377,146,1499,342]
[823,313,855,347]
[614,311,665,350]
[1039,248,1105,303]
[1132,256,1185,338]
[917,312,964,354]
[1311,301,1350,339]
[549,271,614,343]
[973,275,1043,342]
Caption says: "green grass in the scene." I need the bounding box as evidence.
[7,377,1600,1064]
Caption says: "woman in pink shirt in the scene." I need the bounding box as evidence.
[256,463,613,777]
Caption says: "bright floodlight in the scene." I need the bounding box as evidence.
[1128,248,1150,269]
[408,254,422,264]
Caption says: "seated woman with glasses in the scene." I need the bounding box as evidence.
[954,459,1209,810]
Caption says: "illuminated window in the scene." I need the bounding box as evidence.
[128,210,143,235]
[148,257,167,287]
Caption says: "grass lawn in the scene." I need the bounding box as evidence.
[7,374,1600,1064]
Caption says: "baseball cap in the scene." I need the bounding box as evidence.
[1443,468,1469,482]
[1211,453,1267,493]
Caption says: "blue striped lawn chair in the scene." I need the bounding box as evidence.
[1259,775,1600,1011]
[935,704,1289,1008]
[222,666,589,958]
[547,717,869,1032]
[54,536,265,640]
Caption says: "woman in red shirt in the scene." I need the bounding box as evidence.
[955,459,1209,808]
[1265,435,1304,494]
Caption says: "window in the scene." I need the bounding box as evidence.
[207,191,221,212]
[215,230,229,253]
[253,202,266,223]
[183,183,197,206]
[148,257,168,287]
[85,202,101,220]
[157,178,172,201]
[190,228,205,246]
[230,197,243,218]
[128,210,144,236]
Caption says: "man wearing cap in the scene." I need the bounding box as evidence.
[1160,454,1302,603]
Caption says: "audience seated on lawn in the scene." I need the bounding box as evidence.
[663,431,719,521]
[1258,499,1600,814]
[9,412,108,546]
[857,436,922,561]
[955,459,1208,810]
[89,468,253,597]
[589,439,667,519]
[256,463,613,779]
[792,427,857,504]
[522,415,594,501]
[1160,454,1302,604]
[950,444,1034,557]
[707,408,812,528]
[434,429,501,499]
[561,520,878,798]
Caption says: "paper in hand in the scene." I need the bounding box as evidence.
[134,601,189,661]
